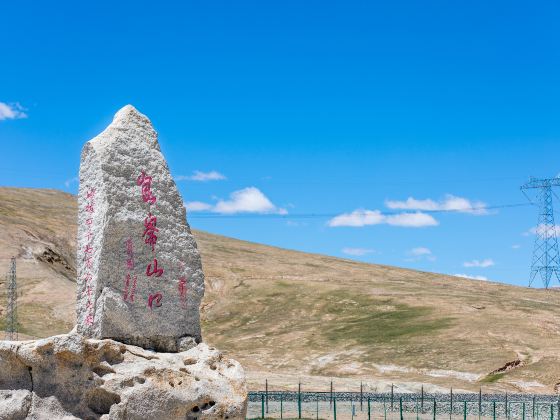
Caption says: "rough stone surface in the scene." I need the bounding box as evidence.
[0,332,247,419]
[77,105,204,352]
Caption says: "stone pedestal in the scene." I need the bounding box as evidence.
[0,333,247,419]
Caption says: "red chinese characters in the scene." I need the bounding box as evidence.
[146,258,164,277]
[137,170,164,310]
[178,276,187,309]
[82,186,96,326]
[84,255,93,269]
[148,293,162,310]
[123,273,137,303]
[143,213,158,251]
[125,238,135,270]
[136,171,157,205]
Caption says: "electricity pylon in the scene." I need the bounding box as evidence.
[521,177,560,288]
[5,257,17,340]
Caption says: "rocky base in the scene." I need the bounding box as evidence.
[0,332,247,419]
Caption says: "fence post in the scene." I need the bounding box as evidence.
[523,402,526,420]
[493,400,496,420]
[361,381,363,411]
[421,385,424,411]
[330,380,333,408]
[400,397,403,420]
[479,388,482,419]
[280,393,283,419]
[261,393,265,419]
[551,404,554,420]
[368,397,371,420]
[463,401,467,420]
[534,397,536,419]
[316,394,319,420]
[391,384,394,410]
[384,396,387,420]
[505,392,508,419]
[298,383,302,419]
[433,399,436,420]
[416,397,419,420]
[334,396,337,420]
[450,388,453,420]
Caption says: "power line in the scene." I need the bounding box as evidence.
[187,202,532,219]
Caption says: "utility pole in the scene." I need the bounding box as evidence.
[521,177,560,288]
[5,257,18,340]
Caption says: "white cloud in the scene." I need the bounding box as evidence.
[214,187,286,214]
[406,247,436,262]
[453,273,488,281]
[0,102,27,120]
[463,259,495,268]
[342,247,375,256]
[186,187,286,215]
[176,170,226,182]
[410,247,431,256]
[526,224,560,236]
[512,244,521,249]
[286,220,308,227]
[385,194,488,215]
[328,210,385,227]
[385,212,439,227]
[64,176,78,188]
[328,209,438,228]
[185,201,213,212]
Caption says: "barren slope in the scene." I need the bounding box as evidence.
[1,187,560,394]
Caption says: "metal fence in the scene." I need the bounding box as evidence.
[247,391,560,420]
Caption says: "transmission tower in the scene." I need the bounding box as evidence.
[5,257,17,340]
[521,177,560,288]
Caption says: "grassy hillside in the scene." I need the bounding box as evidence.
[1,186,560,394]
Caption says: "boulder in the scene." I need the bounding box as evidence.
[77,105,204,352]
[0,332,247,419]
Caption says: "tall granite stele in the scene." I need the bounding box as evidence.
[77,105,204,352]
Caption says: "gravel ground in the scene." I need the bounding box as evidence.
[247,392,560,419]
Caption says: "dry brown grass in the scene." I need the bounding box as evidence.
[1,186,560,394]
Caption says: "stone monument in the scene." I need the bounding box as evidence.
[0,106,247,419]
[77,105,204,352]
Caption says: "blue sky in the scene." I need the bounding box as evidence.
[2,0,560,286]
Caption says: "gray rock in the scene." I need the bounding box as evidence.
[77,105,204,352]
[0,332,247,419]
[0,390,32,420]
